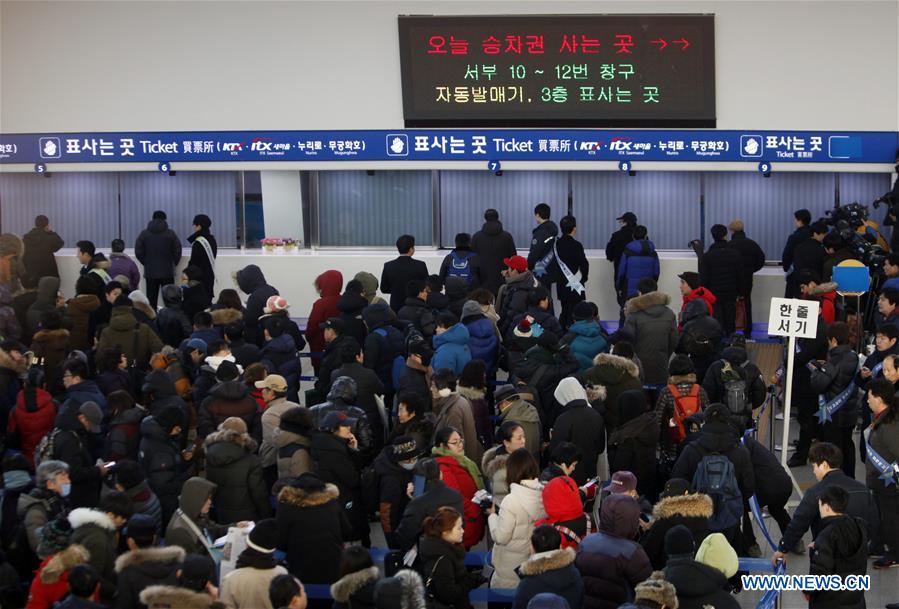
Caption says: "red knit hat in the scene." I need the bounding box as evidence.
[540,476,584,522]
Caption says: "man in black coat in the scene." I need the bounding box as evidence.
[527,203,559,288]
[726,220,766,334]
[381,234,429,312]
[606,211,638,311]
[741,436,793,557]
[782,208,814,297]
[316,319,352,395]
[773,442,878,564]
[396,280,436,338]
[331,340,386,454]
[701,343,766,432]
[809,322,859,478]
[135,210,182,309]
[471,208,517,295]
[700,224,743,336]
[186,214,217,301]
[22,214,64,282]
[52,401,108,509]
[555,215,589,329]
[114,514,184,609]
[549,377,604,485]
[791,221,827,294]
[235,264,279,346]
[394,458,464,551]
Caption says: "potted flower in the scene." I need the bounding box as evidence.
[261,237,281,251]
[282,238,297,252]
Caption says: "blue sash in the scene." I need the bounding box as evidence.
[871,361,884,377]
[816,382,857,424]
[863,426,898,487]
[532,237,555,278]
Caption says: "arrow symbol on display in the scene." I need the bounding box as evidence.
[650,38,667,50]
[673,38,690,50]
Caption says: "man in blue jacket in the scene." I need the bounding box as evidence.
[616,226,660,318]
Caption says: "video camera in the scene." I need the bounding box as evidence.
[821,202,887,269]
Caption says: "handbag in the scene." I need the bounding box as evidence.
[425,555,447,609]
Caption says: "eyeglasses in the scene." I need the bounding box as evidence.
[447,439,464,446]
[62,373,73,379]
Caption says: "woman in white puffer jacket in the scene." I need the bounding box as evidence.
[487,448,546,589]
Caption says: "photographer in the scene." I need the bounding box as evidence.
[822,232,860,282]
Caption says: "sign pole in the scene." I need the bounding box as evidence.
[781,335,796,469]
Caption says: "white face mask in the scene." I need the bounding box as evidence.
[400,462,416,471]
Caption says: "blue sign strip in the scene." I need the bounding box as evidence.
[0,129,896,164]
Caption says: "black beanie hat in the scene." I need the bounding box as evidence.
[292,472,327,492]
[537,330,559,350]
[247,518,279,553]
[572,301,594,321]
[665,524,695,558]
[216,360,241,382]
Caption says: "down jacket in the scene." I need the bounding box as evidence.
[640,493,714,570]
[433,449,485,549]
[96,306,163,369]
[563,320,609,372]
[488,479,547,589]
[513,547,584,609]
[580,353,643,431]
[616,240,660,299]
[622,291,678,386]
[203,428,270,523]
[306,270,344,360]
[8,388,57,467]
[113,545,184,609]
[331,566,380,609]
[670,419,756,502]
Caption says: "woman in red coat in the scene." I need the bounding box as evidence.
[8,367,57,467]
[431,426,486,548]
[306,270,344,371]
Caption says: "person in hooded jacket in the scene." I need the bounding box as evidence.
[135,211,182,309]
[514,524,584,609]
[430,368,483,464]
[197,360,262,441]
[204,417,270,523]
[562,302,608,372]
[66,277,101,352]
[461,300,500,377]
[487,448,547,589]
[662,525,739,609]
[111,460,163,535]
[534,477,589,550]
[164,477,230,559]
[8,367,57,467]
[702,340,766,432]
[235,264,279,346]
[549,378,604,485]
[26,276,66,339]
[309,376,374,461]
[676,298,724,384]
[362,303,404,394]
[22,214,64,281]
[809,322,860,478]
[806,486,868,609]
[331,339,386,451]
[331,546,380,609]
[68,492,134,604]
[418,506,478,609]
[431,313,472,376]
[432,426,485,549]
[515,332,579,427]
[471,208,517,295]
[139,406,195,526]
[0,284,22,342]
[186,214,217,301]
[311,411,369,545]
[97,297,163,369]
[640,479,713,570]
[443,276,469,320]
[306,270,343,371]
[336,280,369,347]
[579,352,642,433]
[608,390,658,500]
[259,315,301,402]
[622,279,678,386]
[700,225,744,336]
[372,435,418,548]
[575,493,651,609]
[397,280,437,339]
[616,226,660,303]
[155,284,192,348]
[113,513,185,609]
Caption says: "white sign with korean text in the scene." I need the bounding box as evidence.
[767,297,820,339]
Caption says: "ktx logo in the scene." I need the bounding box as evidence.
[576,141,604,151]
[222,142,245,152]
[250,137,273,152]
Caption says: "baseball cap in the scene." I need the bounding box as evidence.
[606,470,637,494]
[185,338,207,354]
[677,272,701,289]
[79,401,103,433]
[265,295,289,314]
[616,212,637,223]
[660,477,691,499]
[503,255,528,272]
[255,374,288,392]
[321,410,356,431]
[320,317,345,333]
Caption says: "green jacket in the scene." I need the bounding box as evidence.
[97,306,163,368]
[499,398,542,460]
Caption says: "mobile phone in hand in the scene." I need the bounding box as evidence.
[413,474,426,497]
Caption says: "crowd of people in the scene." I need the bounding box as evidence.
[0,201,895,609]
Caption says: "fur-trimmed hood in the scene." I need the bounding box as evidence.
[114,545,186,573]
[331,566,380,602]
[457,385,485,401]
[591,353,640,378]
[277,482,340,508]
[518,547,576,576]
[482,445,509,479]
[68,507,117,531]
[375,569,427,609]
[625,291,671,315]
[32,328,70,342]
[210,307,242,326]
[140,585,226,609]
[652,492,714,520]
[39,544,90,584]
[133,299,157,321]
[203,428,259,453]
[0,348,26,373]
[668,373,697,385]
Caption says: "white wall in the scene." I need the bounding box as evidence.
[53,248,788,327]
[2,0,897,133]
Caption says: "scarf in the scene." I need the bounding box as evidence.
[431,446,485,490]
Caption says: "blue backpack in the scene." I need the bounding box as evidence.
[691,453,743,531]
[447,251,474,286]
[373,328,406,389]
